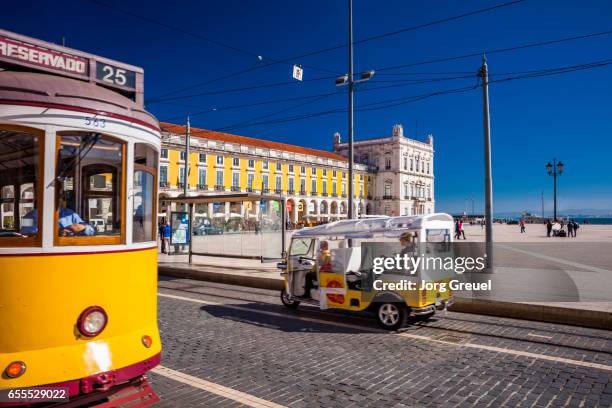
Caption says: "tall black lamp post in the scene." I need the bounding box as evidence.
[546,158,564,220]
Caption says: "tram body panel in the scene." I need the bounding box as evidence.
[0,247,161,388]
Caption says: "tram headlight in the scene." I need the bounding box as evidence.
[4,361,26,378]
[77,306,108,337]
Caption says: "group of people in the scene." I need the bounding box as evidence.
[546,219,579,238]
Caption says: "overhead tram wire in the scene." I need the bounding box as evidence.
[90,0,339,77]
[147,27,612,105]
[192,57,612,132]
[146,0,526,100]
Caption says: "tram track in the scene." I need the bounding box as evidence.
[157,279,612,365]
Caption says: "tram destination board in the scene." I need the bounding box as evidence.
[0,28,143,103]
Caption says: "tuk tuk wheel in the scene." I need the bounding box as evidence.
[376,302,407,330]
[281,288,300,309]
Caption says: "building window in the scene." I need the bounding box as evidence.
[322,180,327,194]
[311,179,317,193]
[216,155,224,165]
[248,159,254,168]
[410,159,413,171]
[311,167,316,175]
[233,157,240,167]
[199,153,206,163]
[216,170,223,187]
[179,167,185,185]
[288,177,294,192]
[323,169,327,176]
[404,184,409,197]
[300,178,305,192]
[427,188,431,199]
[300,166,305,174]
[232,172,240,188]
[160,166,168,184]
[385,157,391,170]
[160,148,168,159]
[342,183,346,195]
[384,184,391,197]
[133,143,158,243]
[421,161,425,173]
[288,164,294,173]
[332,181,337,195]
[198,169,206,187]
[362,153,369,164]
[276,162,282,171]
[262,174,268,189]
[332,170,336,177]
[262,161,268,170]
[275,176,282,191]
[342,172,346,179]
[426,162,430,174]
[403,157,408,170]
[247,173,254,189]
[180,151,187,161]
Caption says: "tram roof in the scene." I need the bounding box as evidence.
[292,213,454,238]
[0,71,159,131]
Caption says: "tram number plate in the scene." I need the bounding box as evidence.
[0,387,69,403]
[96,62,136,89]
[85,116,106,128]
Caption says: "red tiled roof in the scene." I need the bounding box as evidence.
[160,122,348,162]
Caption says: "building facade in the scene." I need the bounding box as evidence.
[333,124,435,216]
[158,122,434,224]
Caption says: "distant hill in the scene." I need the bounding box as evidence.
[493,209,612,218]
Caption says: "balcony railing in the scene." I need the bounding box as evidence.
[246,187,254,192]
[332,193,338,197]
[231,186,241,192]
[178,182,185,189]
[159,181,168,188]
[341,193,347,198]
[274,188,282,194]
[383,195,393,200]
[197,184,208,190]
[261,188,269,193]
[300,190,307,195]
[215,185,225,191]
[404,195,410,199]
[385,165,391,170]
[322,192,328,197]
[288,189,295,195]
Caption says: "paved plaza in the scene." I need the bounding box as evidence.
[148,278,612,408]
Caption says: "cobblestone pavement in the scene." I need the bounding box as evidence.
[149,277,612,407]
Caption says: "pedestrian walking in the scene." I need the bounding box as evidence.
[567,220,574,238]
[573,220,579,237]
[454,220,461,240]
[162,222,171,254]
[459,219,466,240]
[519,219,526,233]
[546,219,552,237]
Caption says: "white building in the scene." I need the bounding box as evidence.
[333,124,435,216]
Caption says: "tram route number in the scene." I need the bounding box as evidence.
[0,387,69,403]
[85,116,106,128]
[96,63,136,89]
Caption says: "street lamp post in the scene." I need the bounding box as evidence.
[336,0,375,220]
[546,158,564,220]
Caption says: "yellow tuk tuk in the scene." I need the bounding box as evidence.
[278,214,456,329]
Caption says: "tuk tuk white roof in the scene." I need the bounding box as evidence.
[292,213,454,238]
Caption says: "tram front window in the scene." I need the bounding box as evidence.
[56,133,124,244]
[0,127,41,244]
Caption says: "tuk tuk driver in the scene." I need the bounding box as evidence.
[304,240,331,298]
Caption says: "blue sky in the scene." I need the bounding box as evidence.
[3,0,611,214]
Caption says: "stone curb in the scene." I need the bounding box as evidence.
[159,265,612,331]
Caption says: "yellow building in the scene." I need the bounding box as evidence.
[158,122,372,225]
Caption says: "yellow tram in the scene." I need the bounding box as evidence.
[0,29,161,406]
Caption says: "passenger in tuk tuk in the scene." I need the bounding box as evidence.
[304,240,331,298]
[399,231,416,255]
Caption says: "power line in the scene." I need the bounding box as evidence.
[149,0,525,99]
[148,28,612,105]
[190,57,612,132]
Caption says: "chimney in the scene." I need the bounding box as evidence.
[427,134,434,145]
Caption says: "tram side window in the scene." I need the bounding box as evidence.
[0,128,40,242]
[56,133,124,242]
[133,143,158,242]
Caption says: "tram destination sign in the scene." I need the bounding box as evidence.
[0,35,89,76]
[0,29,143,104]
